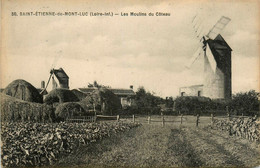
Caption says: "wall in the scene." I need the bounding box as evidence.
[179,85,203,97]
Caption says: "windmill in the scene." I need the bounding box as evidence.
[187,16,232,99]
[40,51,67,95]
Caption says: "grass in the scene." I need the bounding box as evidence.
[54,116,260,168]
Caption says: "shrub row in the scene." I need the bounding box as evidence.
[1,94,54,123]
[1,121,141,167]
[174,94,260,116]
[212,117,259,142]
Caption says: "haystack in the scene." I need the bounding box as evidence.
[80,88,121,115]
[44,88,79,104]
[3,79,43,103]
[55,102,91,122]
[71,89,87,101]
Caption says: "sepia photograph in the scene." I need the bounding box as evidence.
[0,0,260,167]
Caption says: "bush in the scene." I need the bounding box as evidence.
[134,87,163,115]
[55,102,92,122]
[174,96,211,115]
[229,90,259,116]
[79,88,121,115]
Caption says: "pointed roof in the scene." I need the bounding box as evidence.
[51,68,69,82]
[213,34,232,51]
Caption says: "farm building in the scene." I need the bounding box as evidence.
[109,87,135,108]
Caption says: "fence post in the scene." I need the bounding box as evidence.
[162,115,165,127]
[227,112,230,121]
[117,115,120,122]
[180,114,183,124]
[211,113,214,126]
[148,116,151,124]
[196,114,199,127]
[132,115,135,123]
[94,103,96,117]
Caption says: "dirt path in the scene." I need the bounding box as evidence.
[56,124,260,168]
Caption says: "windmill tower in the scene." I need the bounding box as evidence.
[187,16,232,99]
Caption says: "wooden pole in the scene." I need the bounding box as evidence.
[133,115,135,123]
[117,115,120,122]
[196,114,199,127]
[162,115,165,127]
[227,112,230,121]
[93,103,96,116]
[148,116,151,124]
[181,114,183,124]
[211,113,214,126]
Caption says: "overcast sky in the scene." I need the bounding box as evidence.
[1,0,259,97]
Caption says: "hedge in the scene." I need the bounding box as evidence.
[1,93,54,123]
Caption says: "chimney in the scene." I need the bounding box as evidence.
[130,85,133,90]
[41,81,45,89]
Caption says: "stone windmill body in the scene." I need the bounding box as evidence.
[181,16,232,99]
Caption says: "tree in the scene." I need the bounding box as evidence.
[230,90,259,115]
[134,87,161,115]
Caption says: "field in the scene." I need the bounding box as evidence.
[54,115,260,168]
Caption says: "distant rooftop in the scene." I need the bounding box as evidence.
[78,87,135,96]
[109,88,135,96]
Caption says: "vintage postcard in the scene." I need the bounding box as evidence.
[1,0,259,167]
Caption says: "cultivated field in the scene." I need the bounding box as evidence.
[55,115,260,168]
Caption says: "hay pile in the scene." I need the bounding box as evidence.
[55,102,92,122]
[0,93,54,122]
[80,88,121,115]
[71,89,87,101]
[3,79,43,103]
[44,89,79,104]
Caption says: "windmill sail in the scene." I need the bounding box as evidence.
[206,43,217,73]
[207,16,231,39]
[186,46,203,68]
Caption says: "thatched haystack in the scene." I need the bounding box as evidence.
[0,93,54,122]
[71,89,87,101]
[80,88,121,115]
[44,88,79,104]
[55,102,92,122]
[3,79,43,103]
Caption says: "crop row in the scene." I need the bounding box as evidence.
[1,121,141,167]
[212,117,259,142]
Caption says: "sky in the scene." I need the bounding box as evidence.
[1,0,259,98]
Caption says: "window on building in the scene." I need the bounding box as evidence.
[181,92,185,96]
[198,91,201,97]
